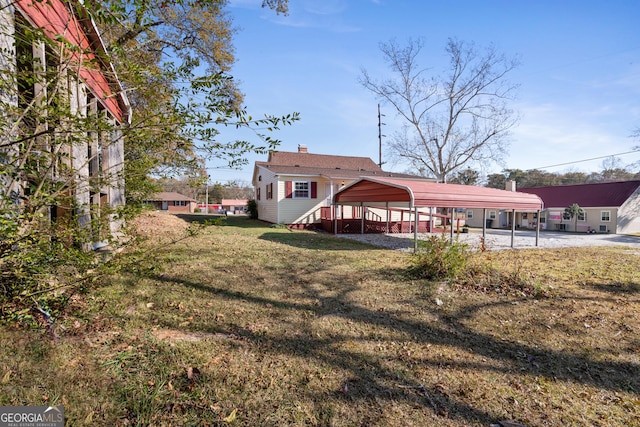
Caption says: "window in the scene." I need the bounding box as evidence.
[293,181,309,198]
[562,211,571,220]
[466,210,474,219]
[175,201,187,206]
[266,183,273,200]
[489,211,496,220]
[578,211,586,221]
[257,187,261,200]
[285,180,317,199]
[601,211,611,222]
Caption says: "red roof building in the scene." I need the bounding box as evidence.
[518,181,640,234]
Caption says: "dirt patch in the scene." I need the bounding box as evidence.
[132,211,192,239]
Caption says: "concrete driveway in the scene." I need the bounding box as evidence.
[459,229,640,250]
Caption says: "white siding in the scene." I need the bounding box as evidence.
[277,175,329,225]
[617,188,640,234]
[254,166,278,223]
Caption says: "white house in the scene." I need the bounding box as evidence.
[252,145,418,228]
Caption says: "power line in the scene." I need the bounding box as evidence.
[532,149,640,170]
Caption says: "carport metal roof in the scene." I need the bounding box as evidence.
[333,177,544,250]
[334,177,544,210]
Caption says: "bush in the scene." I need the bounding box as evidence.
[410,233,470,280]
[246,199,258,219]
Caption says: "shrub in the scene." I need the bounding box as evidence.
[410,233,470,280]
[246,199,258,219]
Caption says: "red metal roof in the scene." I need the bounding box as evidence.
[517,181,640,208]
[335,177,544,210]
[16,0,130,122]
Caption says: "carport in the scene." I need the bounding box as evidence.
[333,177,544,251]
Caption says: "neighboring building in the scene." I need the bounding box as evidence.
[1,0,131,240]
[252,145,421,228]
[221,199,247,214]
[144,192,197,213]
[465,180,640,234]
[518,181,640,234]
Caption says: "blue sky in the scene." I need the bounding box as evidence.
[209,0,640,185]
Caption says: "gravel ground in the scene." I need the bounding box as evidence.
[335,229,640,251]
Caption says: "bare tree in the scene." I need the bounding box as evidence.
[361,38,520,182]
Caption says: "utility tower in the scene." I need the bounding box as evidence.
[377,104,385,168]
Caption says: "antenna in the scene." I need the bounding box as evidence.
[377,104,386,168]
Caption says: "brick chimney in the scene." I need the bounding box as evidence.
[298,144,308,153]
[505,180,516,192]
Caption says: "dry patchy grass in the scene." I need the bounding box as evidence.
[1,212,639,426]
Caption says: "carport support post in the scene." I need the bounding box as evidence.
[333,203,337,235]
[450,208,455,242]
[535,209,540,246]
[385,202,389,233]
[482,209,487,239]
[414,206,418,252]
[429,206,434,232]
[360,202,364,234]
[511,209,516,248]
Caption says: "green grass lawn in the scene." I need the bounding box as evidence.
[1,212,639,426]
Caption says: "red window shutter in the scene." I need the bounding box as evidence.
[285,181,293,198]
[311,181,317,199]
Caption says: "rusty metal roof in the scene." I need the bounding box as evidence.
[334,177,544,210]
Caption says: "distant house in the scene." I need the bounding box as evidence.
[221,199,248,214]
[144,192,197,213]
[518,181,640,234]
[252,145,419,228]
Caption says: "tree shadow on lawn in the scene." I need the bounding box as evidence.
[258,231,391,251]
[587,282,640,295]
[145,268,640,425]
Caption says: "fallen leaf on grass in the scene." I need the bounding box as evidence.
[186,367,201,381]
[223,408,237,423]
[1,370,12,384]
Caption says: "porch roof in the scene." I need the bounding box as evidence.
[334,177,544,211]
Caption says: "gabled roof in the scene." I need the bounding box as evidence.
[265,151,382,171]
[254,150,420,181]
[335,177,543,210]
[517,181,640,208]
[147,192,196,202]
[255,163,417,180]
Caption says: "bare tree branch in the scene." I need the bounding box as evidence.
[361,38,520,182]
